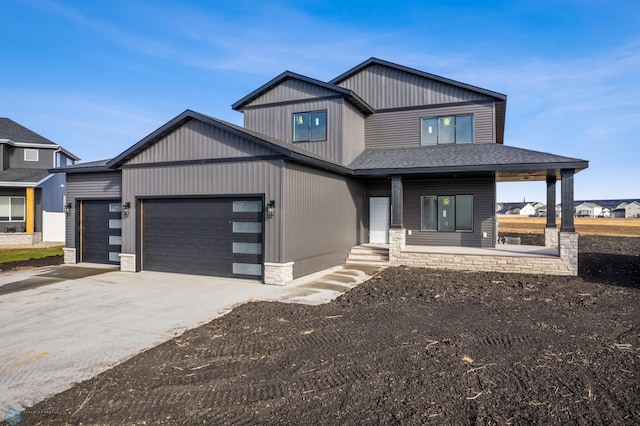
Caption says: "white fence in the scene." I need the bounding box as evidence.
[42,211,65,242]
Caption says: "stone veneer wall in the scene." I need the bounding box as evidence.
[389,228,578,276]
[545,227,559,248]
[264,262,294,285]
[0,232,42,246]
[63,248,76,264]
[119,254,136,272]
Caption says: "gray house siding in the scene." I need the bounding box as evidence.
[9,147,55,169]
[127,119,275,165]
[245,78,338,107]
[244,98,345,164]
[342,102,366,165]
[335,64,494,110]
[65,171,123,247]
[121,160,283,263]
[365,102,495,150]
[39,173,66,212]
[282,162,363,279]
[402,177,495,248]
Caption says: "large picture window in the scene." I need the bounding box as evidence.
[421,115,473,145]
[0,197,25,221]
[421,195,473,232]
[293,111,327,142]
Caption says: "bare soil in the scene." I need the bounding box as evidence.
[23,236,640,425]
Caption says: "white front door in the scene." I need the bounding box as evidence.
[369,197,390,244]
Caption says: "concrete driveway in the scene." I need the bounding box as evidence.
[0,263,383,412]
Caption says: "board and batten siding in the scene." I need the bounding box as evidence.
[121,160,283,263]
[244,98,345,164]
[245,78,339,107]
[65,171,123,247]
[342,102,366,165]
[283,162,364,279]
[127,119,275,165]
[402,177,495,248]
[365,102,495,149]
[335,64,494,110]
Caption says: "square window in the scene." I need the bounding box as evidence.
[24,149,39,161]
[421,195,473,232]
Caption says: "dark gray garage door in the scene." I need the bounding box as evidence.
[141,197,263,279]
[81,200,122,264]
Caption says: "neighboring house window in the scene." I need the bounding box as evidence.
[421,115,473,145]
[293,111,327,142]
[421,195,473,232]
[0,197,25,221]
[24,149,39,161]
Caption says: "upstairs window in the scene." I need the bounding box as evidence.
[293,111,327,142]
[421,115,473,145]
[24,149,39,161]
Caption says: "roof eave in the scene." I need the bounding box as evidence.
[353,161,588,176]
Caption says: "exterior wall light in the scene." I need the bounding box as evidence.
[64,203,73,215]
[122,202,131,217]
[266,200,275,218]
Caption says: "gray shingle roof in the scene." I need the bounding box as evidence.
[0,168,50,184]
[348,144,588,174]
[53,159,113,174]
[0,118,56,145]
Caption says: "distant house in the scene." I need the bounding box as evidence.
[610,208,626,218]
[575,202,603,218]
[624,201,640,218]
[0,118,79,244]
[497,202,541,216]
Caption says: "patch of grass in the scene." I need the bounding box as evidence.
[0,246,64,264]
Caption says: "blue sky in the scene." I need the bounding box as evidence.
[2,0,638,202]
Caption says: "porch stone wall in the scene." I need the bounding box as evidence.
[391,231,579,276]
[389,228,406,266]
[119,254,136,272]
[63,248,77,264]
[545,227,559,248]
[0,232,42,246]
[264,262,294,285]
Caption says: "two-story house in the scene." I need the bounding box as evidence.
[56,58,588,282]
[0,118,79,244]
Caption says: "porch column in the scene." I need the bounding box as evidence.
[545,174,559,248]
[545,175,557,228]
[390,175,403,228]
[560,169,575,232]
[26,187,35,234]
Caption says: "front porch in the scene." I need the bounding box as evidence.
[347,229,578,276]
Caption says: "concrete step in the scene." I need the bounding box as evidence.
[345,259,390,266]
[347,253,389,262]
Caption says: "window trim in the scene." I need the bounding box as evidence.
[0,196,26,222]
[420,195,474,232]
[420,114,474,146]
[292,110,327,142]
[24,149,39,162]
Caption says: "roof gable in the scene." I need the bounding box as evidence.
[232,71,373,115]
[0,118,80,160]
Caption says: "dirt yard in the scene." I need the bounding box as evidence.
[498,216,640,237]
[22,236,640,425]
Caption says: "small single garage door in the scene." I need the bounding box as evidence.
[80,200,122,264]
[141,197,263,279]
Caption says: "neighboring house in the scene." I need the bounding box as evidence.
[0,118,79,243]
[496,202,541,216]
[575,202,603,218]
[56,58,588,282]
[624,201,640,218]
[611,208,626,218]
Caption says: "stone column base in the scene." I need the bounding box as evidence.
[544,227,559,248]
[63,248,77,264]
[388,228,406,266]
[264,262,294,285]
[119,254,136,272]
[559,232,579,275]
